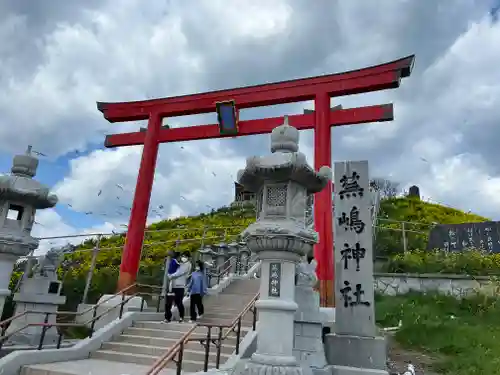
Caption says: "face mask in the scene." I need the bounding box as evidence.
[195,267,200,271]
[180,257,187,263]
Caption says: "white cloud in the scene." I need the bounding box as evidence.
[416,153,500,219]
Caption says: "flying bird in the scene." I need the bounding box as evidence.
[32,150,47,157]
[98,190,102,196]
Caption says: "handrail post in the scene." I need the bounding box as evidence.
[83,235,101,304]
[119,292,126,318]
[38,313,50,350]
[203,327,212,372]
[56,331,63,349]
[215,327,223,369]
[176,341,184,375]
[0,323,7,350]
[235,317,242,355]
[252,306,257,331]
[89,306,98,337]
[156,293,162,313]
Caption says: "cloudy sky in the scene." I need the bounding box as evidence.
[1,0,500,251]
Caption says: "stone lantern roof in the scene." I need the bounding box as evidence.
[237,116,332,193]
[0,146,58,209]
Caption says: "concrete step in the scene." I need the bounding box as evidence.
[222,287,259,295]
[91,349,218,372]
[200,311,254,321]
[21,359,175,375]
[203,299,253,310]
[205,299,255,306]
[133,321,205,332]
[115,334,237,354]
[199,318,254,329]
[122,326,243,344]
[101,341,232,363]
[222,279,260,293]
[123,327,190,340]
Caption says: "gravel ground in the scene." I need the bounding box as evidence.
[386,334,440,375]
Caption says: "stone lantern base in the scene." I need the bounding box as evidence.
[228,354,314,375]
[325,334,388,375]
[293,285,328,374]
[5,275,66,346]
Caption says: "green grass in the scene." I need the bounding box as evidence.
[375,292,500,375]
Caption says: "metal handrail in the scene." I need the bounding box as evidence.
[0,283,139,328]
[147,292,259,375]
[0,283,162,350]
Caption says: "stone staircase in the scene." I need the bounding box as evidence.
[20,278,260,375]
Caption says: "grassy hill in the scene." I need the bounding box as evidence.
[4,197,489,318]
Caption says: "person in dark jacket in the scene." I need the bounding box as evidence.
[187,261,208,322]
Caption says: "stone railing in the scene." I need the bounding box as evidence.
[374,272,499,298]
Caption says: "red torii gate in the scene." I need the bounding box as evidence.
[98,55,414,306]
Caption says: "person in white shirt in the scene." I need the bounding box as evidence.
[164,253,192,323]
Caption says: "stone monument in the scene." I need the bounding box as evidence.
[326,160,388,374]
[229,116,331,375]
[293,255,328,374]
[5,248,66,346]
[0,146,58,319]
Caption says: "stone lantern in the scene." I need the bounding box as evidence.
[227,242,239,274]
[0,146,58,319]
[238,241,251,273]
[198,246,217,287]
[198,246,216,267]
[235,117,331,375]
[215,242,229,270]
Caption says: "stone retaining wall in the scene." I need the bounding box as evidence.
[374,273,498,297]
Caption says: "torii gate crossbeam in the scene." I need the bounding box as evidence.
[98,55,414,306]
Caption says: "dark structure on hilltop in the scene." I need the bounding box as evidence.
[408,185,420,199]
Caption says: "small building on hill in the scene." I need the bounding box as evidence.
[233,182,256,205]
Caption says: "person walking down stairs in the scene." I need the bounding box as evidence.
[163,252,179,318]
[164,253,192,323]
[188,261,208,322]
